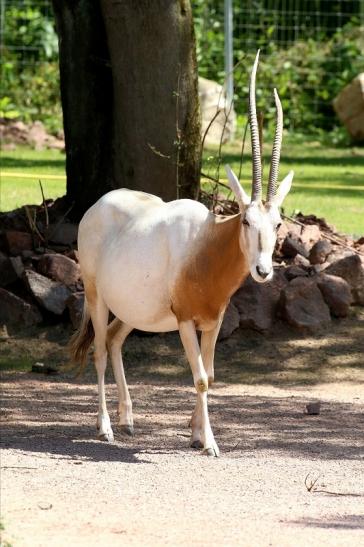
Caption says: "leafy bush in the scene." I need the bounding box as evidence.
[1,1,62,134]
[194,2,364,137]
[1,0,363,139]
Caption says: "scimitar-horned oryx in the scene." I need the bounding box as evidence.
[70,50,293,457]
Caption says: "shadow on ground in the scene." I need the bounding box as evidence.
[1,367,363,464]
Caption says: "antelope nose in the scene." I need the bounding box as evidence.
[256,265,270,279]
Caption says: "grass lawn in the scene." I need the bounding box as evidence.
[1,137,363,235]
[0,147,66,211]
[202,135,364,236]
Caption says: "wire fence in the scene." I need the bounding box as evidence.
[195,0,364,131]
[1,0,364,133]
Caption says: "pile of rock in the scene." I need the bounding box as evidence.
[0,201,363,338]
[0,199,83,331]
[220,214,364,338]
[0,119,64,151]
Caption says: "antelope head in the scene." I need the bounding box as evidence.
[226,50,293,283]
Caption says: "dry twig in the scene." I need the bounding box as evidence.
[304,473,364,497]
[24,205,45,243]
[38,179,49,245]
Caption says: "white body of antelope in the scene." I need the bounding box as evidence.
[71,51,293,456]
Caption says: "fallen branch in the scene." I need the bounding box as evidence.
[304,473,364,497]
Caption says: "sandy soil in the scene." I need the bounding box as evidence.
[1,311,364,546]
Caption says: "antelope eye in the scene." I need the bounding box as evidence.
[243,218,250,227]
[276,222,282,230]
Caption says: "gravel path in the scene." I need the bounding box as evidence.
[1,316,364,546]
[1,374,364,547]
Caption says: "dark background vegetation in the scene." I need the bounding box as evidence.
[1,0,363,139]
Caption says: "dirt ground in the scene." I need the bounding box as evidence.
[1,310,364,547]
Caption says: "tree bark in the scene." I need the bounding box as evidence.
[53,0,201,219]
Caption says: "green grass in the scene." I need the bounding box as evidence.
[0,147,66,211]
[203,135,364,236]
[1,138,363,235]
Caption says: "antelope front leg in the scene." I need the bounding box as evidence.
[179,320,219,457]
[189,319,223,448]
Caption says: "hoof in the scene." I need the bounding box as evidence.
[120,424,134,436]
[98,431,114,442]
[202,447,219,457]
[190,439,204,449]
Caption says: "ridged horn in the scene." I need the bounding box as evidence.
[249,50,262,202]
[267,88,283,202]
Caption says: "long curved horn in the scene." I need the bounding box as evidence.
[267,88,283,202]
[249,50,262,202]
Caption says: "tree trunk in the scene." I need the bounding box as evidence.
[53,0,201,219]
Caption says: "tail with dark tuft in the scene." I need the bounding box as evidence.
[68,297,94,375]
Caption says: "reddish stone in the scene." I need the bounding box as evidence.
[66,292,85,329]
[0,287,42,326]
[23,269,71,315]
[38,253,80,287]
[316,273,352,317]
[309,239,333,265]
[279,277,331,332]
[5,231,32,255]
[218,301,240,340]
[232,270,287,331]
[325,254,364,305]
[281,236,308,259]
[284,265,309,281]
[48,223,78,246]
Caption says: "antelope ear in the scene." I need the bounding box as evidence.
[273,170,294,207]
[225,165,250,210]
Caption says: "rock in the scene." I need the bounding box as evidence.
[284,265,308,281]
[4,231,32,255]
[300,224,321,248]
[316,273,352,317]
[312,261,330,274]
[333,73,364,141]
[305,402,321,415]
[281,236,308,259]
[218,301,240,340]
[199,77,236,145]
[48,223,78,246]
[276,221,301,250]
[292,254,311,268]
[32,362,59,375]
[38,253,80,287]
[0,324,9,340]
[232,270,287,331]
[23,269,71,315]
[0,288,42,326]
[326,248,355,264]
[325,254,364,305]
[66,292,85,329]
[279,277,331,332]
[0,254,24,287]
[309,239,333,265]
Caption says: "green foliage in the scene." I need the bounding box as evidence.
[1,1,363,138]
[193,1,364,136]
[1,1,62,133]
